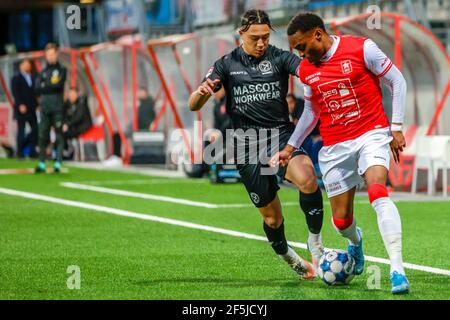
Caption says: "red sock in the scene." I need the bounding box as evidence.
[368,183,389,204]
[332,215,354,230]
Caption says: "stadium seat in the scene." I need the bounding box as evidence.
[388,125,421,190]
[429,136,450,197]
[411,136,434,195]
[411,135,450,196]
[75,125,106,162]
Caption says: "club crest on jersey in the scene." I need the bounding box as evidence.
[258,60,273,75]
[341,60,352,74]
[205,67,214,78]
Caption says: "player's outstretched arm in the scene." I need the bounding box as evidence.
[188,79,221,111]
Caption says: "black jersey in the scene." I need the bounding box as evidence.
[204,45,300,130]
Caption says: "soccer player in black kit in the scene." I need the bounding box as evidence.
[188,9,325,279]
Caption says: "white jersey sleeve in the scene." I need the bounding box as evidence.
[364,39,406,124]
[287,85,320,149]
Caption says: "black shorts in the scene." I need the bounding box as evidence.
[235,127,309,208]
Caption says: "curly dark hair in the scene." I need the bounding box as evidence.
[287,12,326,36]
[239,9,275,32]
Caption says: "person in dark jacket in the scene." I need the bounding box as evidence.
[34,43,67,173]
[63,88,92,139]
[212,87,232,137]
[62,88,92,159]
[106,87,156,166]
[137,87,156,131]
[286,93,304,125]
[11,59,38,158]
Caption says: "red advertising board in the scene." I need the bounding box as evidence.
[0,104,11,140]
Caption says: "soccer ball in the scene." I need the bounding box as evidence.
[317,249,355,286]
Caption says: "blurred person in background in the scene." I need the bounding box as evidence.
[34,43,67,173]
[11,59,38,158]
[62,87,92,159]
[137,87,156,131]
[286,93,303,125]
[213,87,232,138]
[103,87,156,167]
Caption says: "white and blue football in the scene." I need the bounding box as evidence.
[317,249,355,286]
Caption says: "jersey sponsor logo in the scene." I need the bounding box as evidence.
[338,82,350,96]
[305,72,321,84]
[317,79,361,126]
[205,67,214,78]
[232,81,281,104]
[341,60,352,74]
[308,77,320,84]
[258,60,273,75]
[250,192,260,204]
[305,72,321,81]
[230,71,249,76]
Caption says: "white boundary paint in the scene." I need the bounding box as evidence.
[60,182,367,208]
[76,179,209,185]
[0,187,449,277]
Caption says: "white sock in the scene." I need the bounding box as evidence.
[280,247,303,265]
[372,197,405,275]
[332,217,361,246]
[308,231,322,245]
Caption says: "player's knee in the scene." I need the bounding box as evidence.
[365,169,387,186]
[296,173,318,193]
[367,183,389,204]
[331,207,352,220]
[263,216,283,229]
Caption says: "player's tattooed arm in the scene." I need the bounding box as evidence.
[188,79,221,111]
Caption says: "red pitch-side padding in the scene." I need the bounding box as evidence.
[79,125,105,141]
[368,184,389,204]
[0,71,14,107]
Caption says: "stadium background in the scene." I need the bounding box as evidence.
[0,0,449,300]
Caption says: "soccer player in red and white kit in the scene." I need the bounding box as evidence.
[271,13,410,294]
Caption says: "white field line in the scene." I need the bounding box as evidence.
[61,182,219,208]
[60,182,370,209]
[0,187,449,277]
[78,179,209,186]
[61,182,280,208]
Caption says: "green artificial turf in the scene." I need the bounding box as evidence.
[0,159,449,299]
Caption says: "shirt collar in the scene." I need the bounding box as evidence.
[20,71,31,78]
[320,35,340,62]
